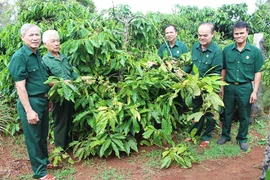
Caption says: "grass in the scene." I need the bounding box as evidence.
[190,141,242,162]
[92,163,130,180]
[1,116,269,179]
[143,149,163,168]
[52,166,77,179]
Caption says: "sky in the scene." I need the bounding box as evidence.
[92,0,258,14]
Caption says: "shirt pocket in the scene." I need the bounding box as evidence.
[26,66,40,80]
[50,66,64,77]
[27,66,39,74]
[225,56,235,70]
[199,56,212,74]
[241,55,254,72]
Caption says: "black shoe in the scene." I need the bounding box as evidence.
[217,138,229,145]
[239,142,249,151]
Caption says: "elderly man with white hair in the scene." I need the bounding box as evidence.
[8,24,56,180]
[42,30,79,151]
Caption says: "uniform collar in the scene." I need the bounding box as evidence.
[22,44,40,56]
[196,41,214,52]
[231,41,251,51]
[174,40,182,47]
[167,40,181,48]
[46,52,62,60]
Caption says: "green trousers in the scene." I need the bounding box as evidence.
[18,97,49,179]
[52,100,74,150]
[222,83,253,143]
[189,95,215,141]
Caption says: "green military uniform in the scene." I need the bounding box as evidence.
[158,40,188,59]
[8,44,50,179]
[158,40,189,114]
[222,42,264,143]
[189,41,223,141]
[43,52,79,149]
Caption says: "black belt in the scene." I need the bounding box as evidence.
[226,81,250,85]
[29,93,49,98]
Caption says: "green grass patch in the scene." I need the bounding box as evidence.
[250,118,270,137]
[142,149,163,169]
[51,166,77,179]
[190,141,242,162]
[92,164,130,180]
[15,173,33,180]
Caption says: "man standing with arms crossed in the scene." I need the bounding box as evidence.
[217,21,264,151]
[8,24,56,180]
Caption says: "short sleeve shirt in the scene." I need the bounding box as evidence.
[191,41,223,77]
[223,42,264,83]
[8,44,50,96]
[43,52,79,80]
[158,40,188,59]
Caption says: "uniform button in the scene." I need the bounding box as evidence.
[238,61,240,63]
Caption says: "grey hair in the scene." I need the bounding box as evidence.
[199,22,215,33]
[20,23,40,36]
[42,30,59,43]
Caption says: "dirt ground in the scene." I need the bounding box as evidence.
[0,133,266,180]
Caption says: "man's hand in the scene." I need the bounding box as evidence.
[219,86,224,98]
[26,110,39,124]
[249,91,257,104]
[49,101,53,111]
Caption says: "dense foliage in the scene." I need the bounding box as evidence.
[0,0,269,168]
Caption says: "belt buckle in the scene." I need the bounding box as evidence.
[234,82,239,85]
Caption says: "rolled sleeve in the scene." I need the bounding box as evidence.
[8,54,28,82]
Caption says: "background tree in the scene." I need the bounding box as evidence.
[0,0,15,27]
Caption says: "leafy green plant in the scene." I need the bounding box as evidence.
[161,143,197,169]
[49,147,74,167]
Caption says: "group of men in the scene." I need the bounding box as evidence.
[158,22,264,151]
[8,25,81,180]
[8,21,263,179]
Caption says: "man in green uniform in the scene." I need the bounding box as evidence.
[158,24,188,60]
[42,30,89,150]
[8,24,55,179]
[156,24,189,115]
[185,22,223,148]
[217,21,264,151]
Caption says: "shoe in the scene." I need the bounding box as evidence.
[239,142,249,151]
[184,137,192,142]
[199,141,210,148]
[39,174,56,180]
[217,138,229,145]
